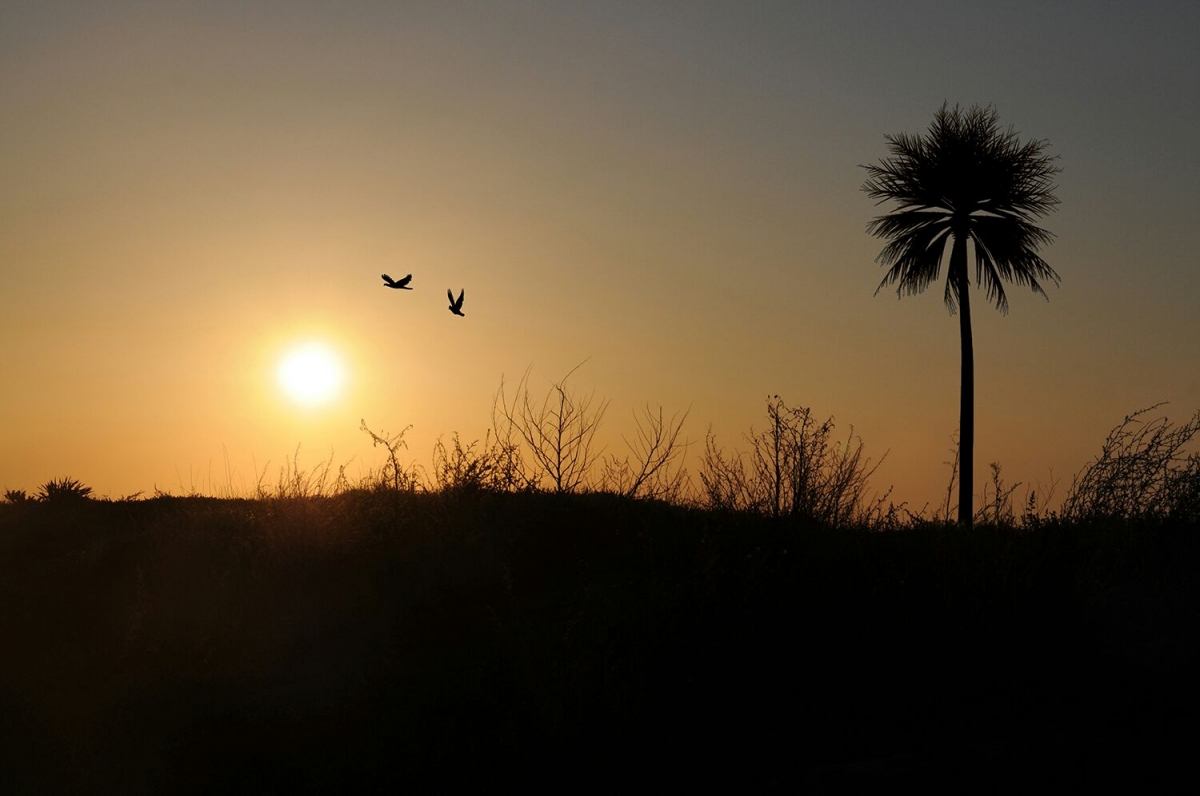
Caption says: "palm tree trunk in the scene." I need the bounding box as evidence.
[952,233,974,528]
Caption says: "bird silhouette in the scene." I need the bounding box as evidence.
[381,273,413,290]
[447,288,465,316]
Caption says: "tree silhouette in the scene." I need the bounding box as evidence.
[862,103,1060,527]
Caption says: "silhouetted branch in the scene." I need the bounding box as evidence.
[938,432,960,524]
[360,420,423,492]
[699,428,756,512]
[975,462,1021,527]
[602,404,692,500]
[495,363,609,494]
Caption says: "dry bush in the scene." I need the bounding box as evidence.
[600,404,692,501]
[1062,404,1200,522]
[432,430,526,492]
[916,436,1052,529]
[976,462,1021,527]
[699,396,886,526]
[360,420,425,492]
[494,364,608,493]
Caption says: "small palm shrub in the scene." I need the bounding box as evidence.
[4,488,33,504]
[37,477,93,503]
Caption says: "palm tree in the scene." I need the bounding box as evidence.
[862,103,1060,527]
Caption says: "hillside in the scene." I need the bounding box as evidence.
[2,491,1197,790]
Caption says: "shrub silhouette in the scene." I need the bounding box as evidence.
[494,363,609,493]
[600,404,691,501]
[36,476,93,503]
[360,420,424,492]
[359,369,688,499]
[699,396,885,526]
[1062,404,1200,522]
[432,430,525,493]
[4,488,33,504]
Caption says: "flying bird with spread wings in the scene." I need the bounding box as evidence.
[381,273,413,290]
[447,289,465,317]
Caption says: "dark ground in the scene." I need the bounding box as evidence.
[2,491,1197,791]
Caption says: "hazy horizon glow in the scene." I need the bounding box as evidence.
[2,2,1199,508]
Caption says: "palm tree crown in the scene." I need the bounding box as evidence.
[862,103,1061,314]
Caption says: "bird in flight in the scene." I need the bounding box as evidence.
[447,288,465,317]
[381,273,413,290]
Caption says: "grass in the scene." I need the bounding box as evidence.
[1,487,1197,790]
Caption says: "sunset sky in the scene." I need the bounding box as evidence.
[3,1,1198,510]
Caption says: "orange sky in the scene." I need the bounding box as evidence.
[3,2,1199,510]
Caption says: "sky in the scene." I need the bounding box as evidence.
[3,0,1199,510]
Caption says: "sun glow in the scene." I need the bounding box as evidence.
[276,342,345,407]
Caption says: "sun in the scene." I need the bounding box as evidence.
[276,342,345,407]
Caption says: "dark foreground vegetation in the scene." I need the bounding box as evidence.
[3,398,1199,789]
[2,487,1198,791]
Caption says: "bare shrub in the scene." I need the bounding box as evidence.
[494,363,608,493]
[916,437,1045,528]
[1062,404,1200,522]
[976,462,1021,527]
[360,420,425,492]
[937,432,960,524]
[601,404,691,501]
[699,428,756,512]
[1018,470,1060,527]
[432,430,526,493]
[699,396,886,526]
